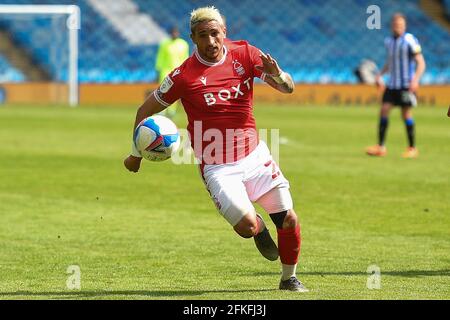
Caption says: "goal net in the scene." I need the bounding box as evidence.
[0,5,80,106]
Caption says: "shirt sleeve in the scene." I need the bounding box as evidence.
[247,44,267,81]
[153,67,184,107]
[406,34,422,55]
[384,37,390,51]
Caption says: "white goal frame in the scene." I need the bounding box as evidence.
[0,4,80,106]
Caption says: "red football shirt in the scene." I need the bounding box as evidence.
[153,39,267,165]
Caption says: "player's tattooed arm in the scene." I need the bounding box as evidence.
[264,72,295,94]
[256,52,294,94]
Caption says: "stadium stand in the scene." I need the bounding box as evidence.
[0,0,449,84]
[443,0,450,18]
[0,54,25,82]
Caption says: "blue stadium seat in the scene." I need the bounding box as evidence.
[0,0,448,84]
[0,54,25,82]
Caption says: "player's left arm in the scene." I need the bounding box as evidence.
[410,53,426,92]
[256,52,294,94]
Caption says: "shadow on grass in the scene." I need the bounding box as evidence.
[253,269,450,277]
[0,288,277,298]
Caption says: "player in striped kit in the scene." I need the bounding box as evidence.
[366,13,426,158]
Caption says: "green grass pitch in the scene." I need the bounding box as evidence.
[0,104,449,300]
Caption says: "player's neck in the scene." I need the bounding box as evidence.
[197,47,225,64]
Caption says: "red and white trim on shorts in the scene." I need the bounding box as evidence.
[264,159,281,180]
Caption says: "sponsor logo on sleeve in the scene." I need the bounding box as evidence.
[160,76,174,93]
[413,44,421,53]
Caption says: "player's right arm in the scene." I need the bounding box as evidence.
[134,93,167,129]
[124,93,167,173]
[375,63,388,88]
[124,68,184,173]
[376,37,391,88]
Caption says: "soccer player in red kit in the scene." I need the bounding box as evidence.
[124,6,308,292]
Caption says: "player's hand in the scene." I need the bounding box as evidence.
[256,52,282,76]
[409,79,419,92]
[124,155,142,173]
[375,74,384,88]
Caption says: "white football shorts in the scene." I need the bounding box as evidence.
[200,141,293,226]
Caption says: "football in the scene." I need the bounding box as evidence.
[133,115,180,161]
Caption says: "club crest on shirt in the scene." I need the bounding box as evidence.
[233,60,245,76]
[160,76,174,93]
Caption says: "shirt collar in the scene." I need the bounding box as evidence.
[194,45,228,67]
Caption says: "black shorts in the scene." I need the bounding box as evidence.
[382,89,417,108]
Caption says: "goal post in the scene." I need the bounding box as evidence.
[0,4,80,106]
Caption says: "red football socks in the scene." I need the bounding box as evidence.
[277,224,301,265]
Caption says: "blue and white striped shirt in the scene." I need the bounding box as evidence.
[384,33,422,90]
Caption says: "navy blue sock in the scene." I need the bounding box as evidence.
[405,118,415,147]
[378,117,388,146]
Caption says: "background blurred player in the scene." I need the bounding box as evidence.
[155,26,189,118]
[124,6,307,292]
[366,13,426,158]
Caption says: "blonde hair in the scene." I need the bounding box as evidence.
[190,6,224,33]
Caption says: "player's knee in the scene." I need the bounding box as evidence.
[282,209,298,229]
[401,109,412,120]
[380,104,391,117]
[233,213,258,238]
